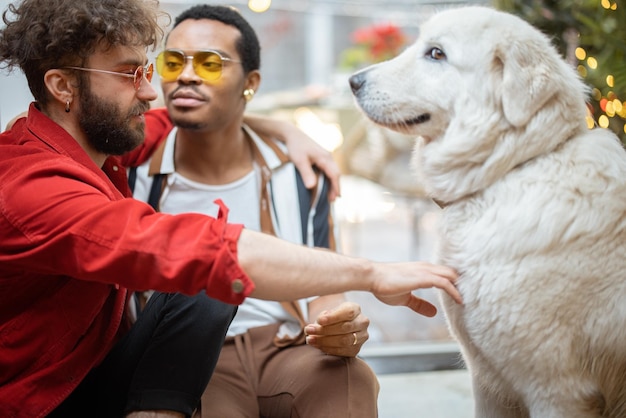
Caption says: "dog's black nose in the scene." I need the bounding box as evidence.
[349,71,366,94]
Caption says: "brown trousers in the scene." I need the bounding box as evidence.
[198,323,379,418]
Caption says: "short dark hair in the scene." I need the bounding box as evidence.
[172,5,260,74]
[0,0,166,105]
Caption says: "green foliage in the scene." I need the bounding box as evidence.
[494,0,626,143]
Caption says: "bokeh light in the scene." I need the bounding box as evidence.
[248,0,271,13]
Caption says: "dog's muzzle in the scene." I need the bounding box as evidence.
[349,70,368,97]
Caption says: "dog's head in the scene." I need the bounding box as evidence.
[350,6,590,203]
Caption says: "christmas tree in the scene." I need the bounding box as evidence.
[494,0,626,143]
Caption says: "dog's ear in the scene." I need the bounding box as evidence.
[495,38,560,127]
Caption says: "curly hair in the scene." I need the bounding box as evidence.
[0,0,168,105]
[171,5,260,75]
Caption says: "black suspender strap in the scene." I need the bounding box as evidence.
[147,174,166,211]
[128,166,137,193]
[127,167,166,212]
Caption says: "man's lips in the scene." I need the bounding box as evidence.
[170,97,205,107]
[170,90,206,108]
[130,103,150,122]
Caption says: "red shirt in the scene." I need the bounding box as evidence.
[0,104,254,417]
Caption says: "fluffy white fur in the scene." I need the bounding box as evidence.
[350,6,626,418]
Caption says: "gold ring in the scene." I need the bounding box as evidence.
[352,332,358,346]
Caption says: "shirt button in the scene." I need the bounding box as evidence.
[112,165,119,171]
[232,279,244,294]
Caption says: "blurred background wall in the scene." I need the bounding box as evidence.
[0,0,486,127]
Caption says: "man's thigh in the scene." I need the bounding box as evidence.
[258,344,379,418]
[200,340,259,418]
[201,324,379,418]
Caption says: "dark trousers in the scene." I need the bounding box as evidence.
[49,292,237,418]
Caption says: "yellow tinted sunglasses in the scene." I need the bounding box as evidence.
[156,49,241,82]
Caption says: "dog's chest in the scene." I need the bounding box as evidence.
[435,143,626,318]
[434,176,559,304]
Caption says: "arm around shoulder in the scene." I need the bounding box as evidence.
[244,113,341,201]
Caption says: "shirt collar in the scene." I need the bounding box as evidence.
[147,124,290,177]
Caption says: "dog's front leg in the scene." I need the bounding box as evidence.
[525,396,606,418]
[472,374,527,418]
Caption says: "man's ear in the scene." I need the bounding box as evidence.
[245,69,261,92]
[43,69,77,109]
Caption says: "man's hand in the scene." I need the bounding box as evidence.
[286,129,341,202]
[371,262,462,316]
[242,114,341,201]
[304,301,369,357]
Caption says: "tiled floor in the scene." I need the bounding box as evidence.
[377,369,474,418]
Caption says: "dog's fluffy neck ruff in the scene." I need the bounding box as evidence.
[413,97,589,206]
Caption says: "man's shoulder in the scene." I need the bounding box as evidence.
[0,119,65,163]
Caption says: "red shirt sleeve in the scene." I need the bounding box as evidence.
[0,120,255,305]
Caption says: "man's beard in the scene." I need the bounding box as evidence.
[78,87,150,156]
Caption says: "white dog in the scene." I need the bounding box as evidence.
[351,6,626,418]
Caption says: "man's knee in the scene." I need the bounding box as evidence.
[333,356,379,392]
[289,355,379,417]
[346,357,380,394]
[185,293,237,324]
[300,354,379,394]
[159,292,237,330]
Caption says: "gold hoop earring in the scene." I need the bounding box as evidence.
[65,100,71,113]
[243,89,255,102]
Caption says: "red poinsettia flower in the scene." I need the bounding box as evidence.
[351,23,407,62]
[340,22,408,70]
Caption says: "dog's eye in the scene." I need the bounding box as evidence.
[427,47,446,61]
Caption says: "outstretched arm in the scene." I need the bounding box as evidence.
[237,228,461,315]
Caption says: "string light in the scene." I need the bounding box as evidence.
[248,0,271,13]
[606,101,615,117]
[599,115,610,128]
[606,74,614,87]
[600,0,618,11]
[592,88,602,102]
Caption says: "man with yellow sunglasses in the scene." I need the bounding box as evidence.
[129,5,372,417]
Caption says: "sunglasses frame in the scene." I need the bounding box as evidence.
[156,49,241,82]
[63,63,154,91]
